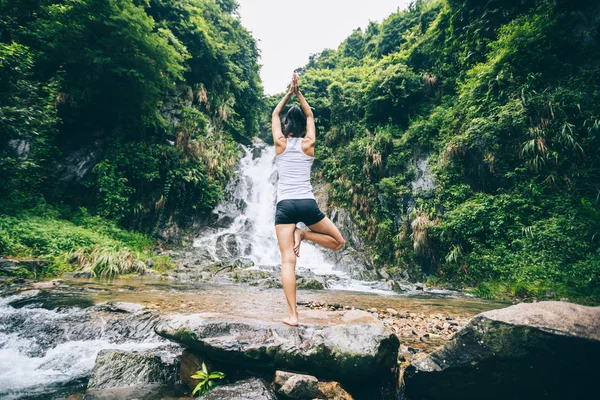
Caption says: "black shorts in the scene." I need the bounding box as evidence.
[275,199,326,226]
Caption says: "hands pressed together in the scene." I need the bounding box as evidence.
[287,72,299,95]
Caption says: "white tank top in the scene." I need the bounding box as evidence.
[275,137,315,203]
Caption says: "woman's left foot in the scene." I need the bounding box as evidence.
[293,228,304,257]
[282,315,299,326]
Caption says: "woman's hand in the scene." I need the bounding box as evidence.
[292,72,299,93]
[288,72,299,95]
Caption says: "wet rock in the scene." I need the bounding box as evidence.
[273,370,319,399]
[54,141,103,183]
[200,378,277,400]
[95,301,144,314]
[233,258,255,268]
[377,268,390,280]
[87,345,181,390]
[155,312,399,383]
[317,381,354,400]
[31,280,62,289]
[8,138,31,157]
[372,280,407,292]
[0,298,162,356]
[0,258,51,275]
[296,276,326,290]
[18,289,40,297]
[404,301,600,399]
[83,385,181,400]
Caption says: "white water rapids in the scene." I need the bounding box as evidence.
[0,292,164,399]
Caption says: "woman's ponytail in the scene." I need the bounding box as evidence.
[284,105,306,138]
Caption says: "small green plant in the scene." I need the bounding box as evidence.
[191,362,225,397]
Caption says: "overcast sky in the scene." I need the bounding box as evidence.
[236,0,412,95]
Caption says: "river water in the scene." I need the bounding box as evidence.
[0,141,507,398]
[0,280,506,399]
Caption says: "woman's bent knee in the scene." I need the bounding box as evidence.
[334,238,345,251]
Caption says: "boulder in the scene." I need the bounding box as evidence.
[86,345,181,390]
[200,378,277,400]
[403,301,600,399]
[273,370,319,398]
[155,312,399,383]
[317,381,354,400]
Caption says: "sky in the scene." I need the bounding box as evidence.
[236,0,412,95]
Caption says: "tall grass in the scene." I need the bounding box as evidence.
[0,206,170,278]
[70,245,147,278]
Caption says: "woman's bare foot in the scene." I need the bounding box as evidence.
[282,315,299,326]
[293,228,304,257]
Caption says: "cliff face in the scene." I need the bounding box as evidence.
[312,181,376,279]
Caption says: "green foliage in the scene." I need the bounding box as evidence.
[0,206,167,278]
[289,0,600,303]
[0,0,263,233]
[191,362,225,397]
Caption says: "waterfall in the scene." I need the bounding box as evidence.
[193,140,391,293]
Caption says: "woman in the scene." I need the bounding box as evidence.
[272,73,345,327]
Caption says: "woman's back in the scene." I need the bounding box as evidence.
[275,137,315,203]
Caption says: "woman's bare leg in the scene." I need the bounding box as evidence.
[294,217,345,256]
[275,224,299,326]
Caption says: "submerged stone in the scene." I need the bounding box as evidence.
[403,301,600,399]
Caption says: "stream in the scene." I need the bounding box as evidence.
[0,141,508,399]
[0,279,507,399]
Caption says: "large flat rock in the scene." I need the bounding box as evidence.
[154,310,399,382]
[403,301,600,400]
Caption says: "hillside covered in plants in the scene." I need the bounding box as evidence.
[275,0,600,303]
[0,0,263,275]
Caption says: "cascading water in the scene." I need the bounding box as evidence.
[193,140,389,293]
[0,290,164,399]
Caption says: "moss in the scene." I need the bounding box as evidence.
[174,328,198,343]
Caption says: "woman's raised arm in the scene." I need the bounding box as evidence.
[295,86,316,145]
[272,74,298,151]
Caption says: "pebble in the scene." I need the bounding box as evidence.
[295,300,469,352]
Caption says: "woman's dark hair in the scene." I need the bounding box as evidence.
[284,105,306,138]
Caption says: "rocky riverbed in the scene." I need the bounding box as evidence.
[0,276,504,399]
[1,276,598,399]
